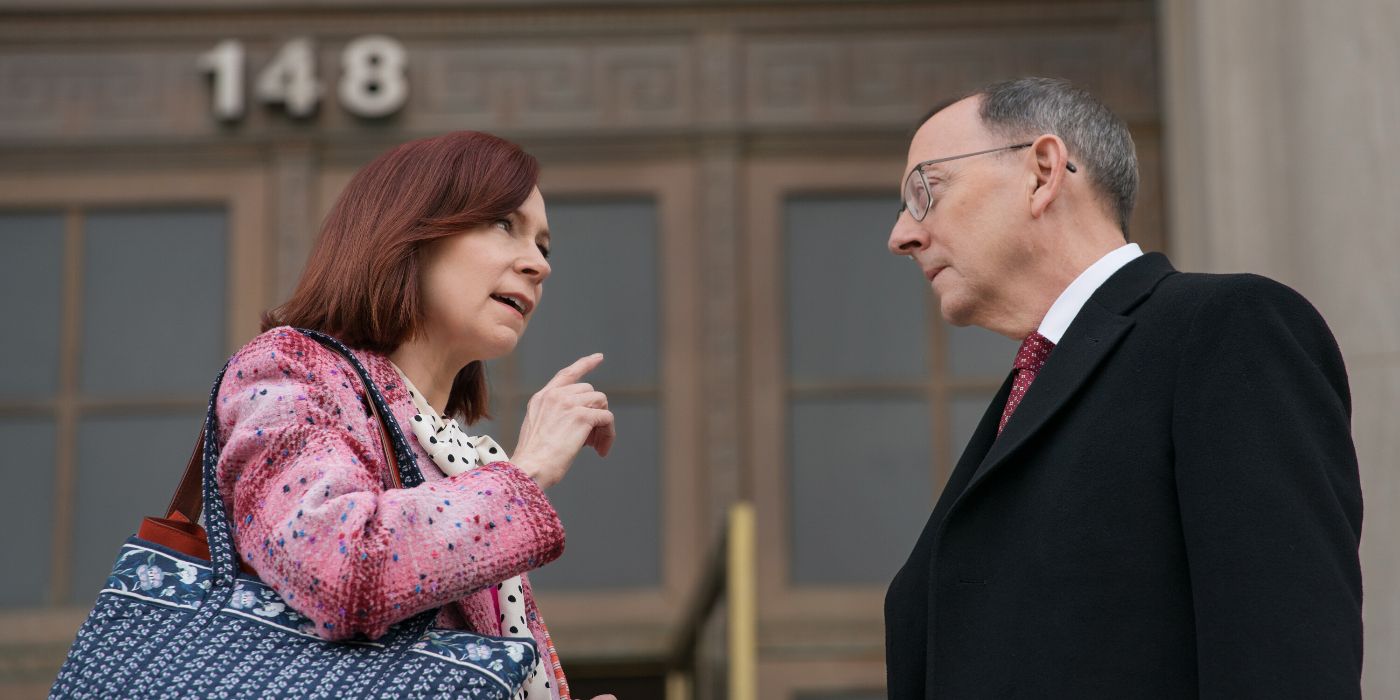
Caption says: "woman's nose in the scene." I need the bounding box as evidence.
[519,248,551,281]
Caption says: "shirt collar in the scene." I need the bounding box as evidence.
[1036,243,1143,344]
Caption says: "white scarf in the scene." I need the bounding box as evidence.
[391,364,550,700]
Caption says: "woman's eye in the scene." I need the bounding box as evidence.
[494,218,513,232]
[536,243,551,259]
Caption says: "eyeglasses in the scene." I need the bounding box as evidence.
[898,142,1078,222]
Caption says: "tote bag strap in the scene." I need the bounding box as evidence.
[185,330,427,589]
[162,330,413,526]
[294,328,425,489]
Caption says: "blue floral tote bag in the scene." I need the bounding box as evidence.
[50,329,537,699]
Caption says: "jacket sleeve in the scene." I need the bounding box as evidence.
[215,329,565,640]
[1172,276,1362,698]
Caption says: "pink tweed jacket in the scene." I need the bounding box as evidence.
[213,327,570,696]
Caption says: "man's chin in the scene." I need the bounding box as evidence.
[936,296,976,327]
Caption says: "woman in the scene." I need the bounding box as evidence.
[215,131,614,699]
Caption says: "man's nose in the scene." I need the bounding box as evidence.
[888,212,927,257]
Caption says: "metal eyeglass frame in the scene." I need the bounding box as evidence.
[898,142,1078,222]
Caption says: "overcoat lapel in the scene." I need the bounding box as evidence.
[959,253,1178,499]
[964,304,1133,491]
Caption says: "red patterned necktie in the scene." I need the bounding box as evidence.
[998,331,1056,435]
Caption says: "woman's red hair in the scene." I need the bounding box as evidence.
[263,131,540,423]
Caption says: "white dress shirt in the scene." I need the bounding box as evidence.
[1036,243,1143,343]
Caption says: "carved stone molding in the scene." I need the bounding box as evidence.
[0,18,1158,146]
[402,42,694,133]
[0,50,212,140]
[743,27,1158,128]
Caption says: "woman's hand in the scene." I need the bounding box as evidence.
[512,353,615,489]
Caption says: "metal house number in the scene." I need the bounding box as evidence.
[198,36,409,121]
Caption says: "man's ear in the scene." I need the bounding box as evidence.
[1028,134,1072,219]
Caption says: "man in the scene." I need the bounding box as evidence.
[884,77,1362,698]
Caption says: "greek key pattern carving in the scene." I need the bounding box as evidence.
[743,30,1158,126]
[0,51,211,138]
[409,43,694,131]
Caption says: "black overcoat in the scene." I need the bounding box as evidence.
[885,253,1363,698]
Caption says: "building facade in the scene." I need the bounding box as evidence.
[1,0,1394,697]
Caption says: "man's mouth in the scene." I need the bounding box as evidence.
[490,293,531,316]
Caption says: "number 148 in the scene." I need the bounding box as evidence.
[198,36,408,121]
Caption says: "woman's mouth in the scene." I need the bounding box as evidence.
[490,294,529,317]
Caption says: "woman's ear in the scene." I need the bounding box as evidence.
[1028,134,1072,219]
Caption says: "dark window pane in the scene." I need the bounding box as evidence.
[518,199,658,389]
[0,212,64,399]
[785,196,928,383]
[529,400,660,590]
[463,414,507,447]
[947,323,1017,378]
[790,397,931,585]
[80,208,227,398]
[951,393,999,458]
[0,418,56,607]
[69,412,202,604]
[460,360,510,442]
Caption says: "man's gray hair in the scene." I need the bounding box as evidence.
[974,77,1138,235]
